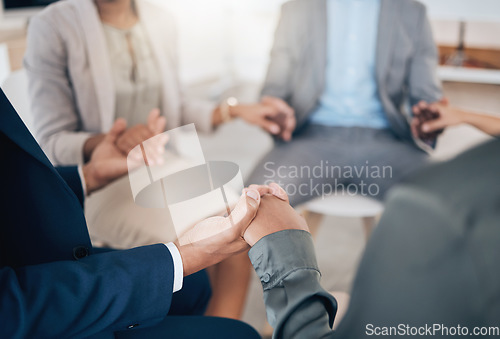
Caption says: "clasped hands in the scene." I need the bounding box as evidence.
[176,183,309,277]
[410,98,453,140]
[83,108,167,195]
[231,96,296,142]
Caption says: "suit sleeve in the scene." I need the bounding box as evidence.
[248,230,337,339]
[408,5,442,107]
[260,3,296,101]
[1,244,174,338]
[24,14,92,166]
[56,166,84,207]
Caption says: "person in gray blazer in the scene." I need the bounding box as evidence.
[244,139,500,338]
[24,0,293,320]
[248,0,443,205]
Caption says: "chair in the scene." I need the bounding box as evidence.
[1,68,34,136]
[301,194,384,241]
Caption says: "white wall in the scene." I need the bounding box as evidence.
[149,0,499,87]
[418,0,500,22]
[148,0,286,86]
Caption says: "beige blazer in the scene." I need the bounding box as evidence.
[24,0,214,165]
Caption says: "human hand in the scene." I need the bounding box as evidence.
[115,108,167,155]
[232,96,295,141]
[175,183,291,276]
[411,98,465,136]
[82,118,128,194]
[243,183,309,247]
[411,99,451,145]
[175,189,261,276]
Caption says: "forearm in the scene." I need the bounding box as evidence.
[249,230,337,338]
[1,244,173,338]
[83,134,105,162]
[460,110,500,136]
[26,15,93,166]
[176,242,244,277]
[212,106,224,127]
[211,104,238,128]
[211,103,259,127]
[81,162,99,195]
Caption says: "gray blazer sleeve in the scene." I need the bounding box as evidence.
[249,230,337,339]
[407,4,442,107]
[260,3,296,101]
[24,15,92,165]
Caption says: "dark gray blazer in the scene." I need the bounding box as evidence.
[249,139,500,338]
[262,0,442,143]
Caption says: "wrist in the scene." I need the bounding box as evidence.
[82,163,100,195]
[176,243,217,277]
[457,108,472,125]
[230,104,249,119]
[83,134,105,163]
[219,97,239,122]
[176,240,246,277]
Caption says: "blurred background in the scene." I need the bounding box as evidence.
[1,0,499,334]
[3,0,498,164]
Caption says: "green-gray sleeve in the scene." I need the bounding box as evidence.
[248,230,337,339]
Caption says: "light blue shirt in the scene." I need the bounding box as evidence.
[310,0,389,128]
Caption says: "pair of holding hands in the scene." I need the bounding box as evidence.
[83,108,167,195]
[229,96,296,142]
[177,183,309,277]
[84,95,296,196]
[113,95,296,158]
[411,98,459,144]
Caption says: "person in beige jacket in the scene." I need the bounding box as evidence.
[25,0,293,320]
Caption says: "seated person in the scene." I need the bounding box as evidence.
[0,89,264,338]
[248,0,443,205]
[24,0,290,319]
[243,139,500,338]
[412,99,500,137]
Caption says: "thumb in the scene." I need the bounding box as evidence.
[227,189,261,234]
[422,118,447,133]
[154,116,167,135]
[261,119,281,135]
[147,108,162,132]
[262,96,294,116]
[106,118,127,144]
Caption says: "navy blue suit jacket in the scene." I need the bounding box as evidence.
[0,89,175,338]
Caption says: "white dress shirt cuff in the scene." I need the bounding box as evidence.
[77,165,87,197]
[165,242,184,293]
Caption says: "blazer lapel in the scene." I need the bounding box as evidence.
[71,0,115,132]
[297,0,327,126]
[0,90,57,170]
[311,0,328,91]
[376,0,399,85]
